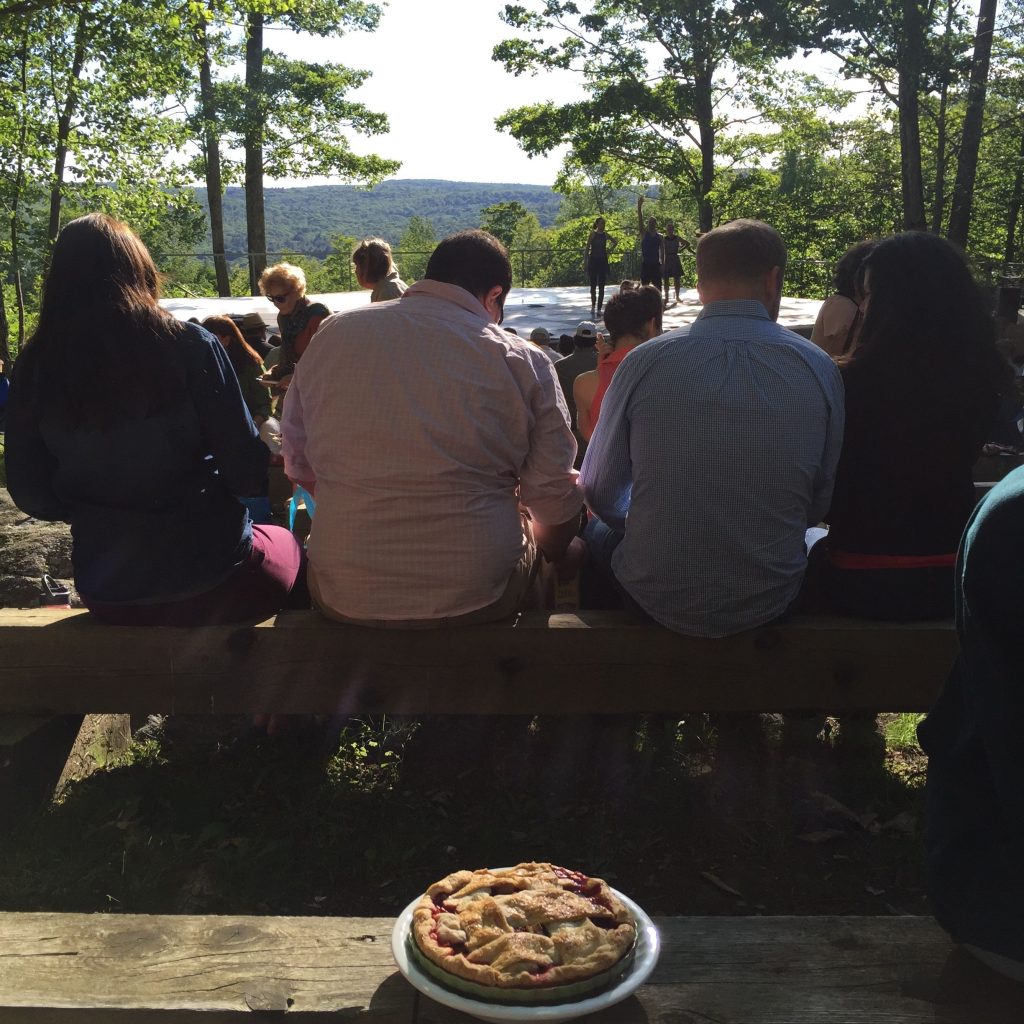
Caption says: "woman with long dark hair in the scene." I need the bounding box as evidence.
[201,314,271,426]
[815,231,1011,619]
[5,213,305,624]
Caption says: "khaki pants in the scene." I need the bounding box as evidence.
[309,518,539,629]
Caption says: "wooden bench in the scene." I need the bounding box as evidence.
[0,912,1019,1021]
[0,608,958,717]
[2,610,985,1022]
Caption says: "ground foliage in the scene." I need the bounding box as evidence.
[0,713,930,919]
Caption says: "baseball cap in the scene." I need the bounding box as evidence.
[530,327,552,345]
[575,321,598,339]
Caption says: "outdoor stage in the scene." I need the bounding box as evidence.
[163,286,824,339]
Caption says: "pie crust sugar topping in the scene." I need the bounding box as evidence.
[411,862,636,990]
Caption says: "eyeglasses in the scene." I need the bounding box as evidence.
[268,293,290,304]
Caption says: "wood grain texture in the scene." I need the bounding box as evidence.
[2,914,1020,1022]
[0,609,957,716]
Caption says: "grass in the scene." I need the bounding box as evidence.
[883,713,926,751]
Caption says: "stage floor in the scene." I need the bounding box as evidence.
[163,285,823,340]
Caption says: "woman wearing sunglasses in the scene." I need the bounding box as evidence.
[258,262,329,395]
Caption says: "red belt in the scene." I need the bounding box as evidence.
[827,549,957,570]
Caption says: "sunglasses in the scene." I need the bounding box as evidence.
[268,293,290,304]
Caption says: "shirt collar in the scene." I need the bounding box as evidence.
[695,299,772,321]
[403,279,492,321]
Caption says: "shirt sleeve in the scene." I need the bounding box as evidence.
[189,327,268,497]
[281,356,314,485]
[518,354,582,526]
[579,357,636,532]
[809,359,845,525]
[3,355,68,522]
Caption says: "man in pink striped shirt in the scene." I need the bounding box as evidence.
[282,230,582,626]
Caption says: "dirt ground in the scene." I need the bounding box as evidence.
[1,713,930,919]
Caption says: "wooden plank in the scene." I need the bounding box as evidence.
[0,913,412,1020]
[1,914,1020,1022]
[416,916,1022,1024]
[0,610,957,716]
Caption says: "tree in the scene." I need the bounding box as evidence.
[947,0,999,247]
[397,216,437,283]
[480,201,532,247]
[0,0,202,337]
[494,1,803,233]
[227,1,401,293]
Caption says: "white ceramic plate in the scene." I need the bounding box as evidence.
[391,886,660,1024]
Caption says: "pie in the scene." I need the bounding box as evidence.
[410,862,636,995]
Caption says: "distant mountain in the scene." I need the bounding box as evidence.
[196,180,563,256]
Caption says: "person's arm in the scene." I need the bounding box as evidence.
[190,328,268,498]
[607,233,618,252]
[637,196,644,235]
[809,360,845,525]
[579,357,638,532]
[533,515,581,563]
[280,356,316,495]
[3,357,69,522]
[517,355,583,545]
[574,370,598,442]
[584,232,593,271]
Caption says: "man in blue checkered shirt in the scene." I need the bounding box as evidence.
[580,219,844,637]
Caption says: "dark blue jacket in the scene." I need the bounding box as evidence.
[5,323,268,603]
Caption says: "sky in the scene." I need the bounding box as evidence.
[269,0,586,187]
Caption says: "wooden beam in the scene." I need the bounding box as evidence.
[0,913,1018,1022]
[0,610,957,716]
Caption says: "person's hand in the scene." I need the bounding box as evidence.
[596,334,612,359]
[276,373,293,392]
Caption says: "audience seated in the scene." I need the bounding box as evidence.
[579,219,844,637]
[555,321,600,465]
[528,326,558,363]
[234,311,275,359]
[258,263,329,395]
[810,240,875,357]
[281,229,581,627]
[811,232,1011,620]
[918,467,1024,980]
[5,213,305,625]
[352,237,408,302]
[574,286,660,442]
[202,315,271,427]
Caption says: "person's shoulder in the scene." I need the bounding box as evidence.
[308,301,331,317]
[178,318,218,353]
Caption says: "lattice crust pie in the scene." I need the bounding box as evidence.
[411,862,636,991]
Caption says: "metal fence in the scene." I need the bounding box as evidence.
[154,247,847,300]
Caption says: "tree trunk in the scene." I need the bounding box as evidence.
[1002,123,1024,267]
[947,0,998,248]
[897,0,928,231]
[44,6,88,270]
[0,279,9,369]
[244,11,267,295]
[198,20,230,297]
[11,29,29,351]
[694,66,715,233]
[930,0,958,233]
